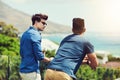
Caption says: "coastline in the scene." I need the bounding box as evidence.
[42,33,120,58]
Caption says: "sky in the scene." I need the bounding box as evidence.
[1,0,120,34]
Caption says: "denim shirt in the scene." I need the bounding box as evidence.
[20,26,44,73]
[47,34,94,79]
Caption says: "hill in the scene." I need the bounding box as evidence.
[0,0,71,34]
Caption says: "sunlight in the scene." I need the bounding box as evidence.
[105,0,120,19]
[103,0,120,34]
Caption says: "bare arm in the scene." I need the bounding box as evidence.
[87,53,99,70]
[42,57,53,62]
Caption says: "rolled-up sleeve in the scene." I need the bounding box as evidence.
[31,33,44,60]
[84,41,94,54]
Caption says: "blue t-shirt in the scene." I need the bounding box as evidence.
[20,26,44,73]
[47,34,94,79]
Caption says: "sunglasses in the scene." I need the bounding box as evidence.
[41,22,47,26]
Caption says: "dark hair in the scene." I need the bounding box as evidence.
[31,13,48,25]
[72,18,85,34]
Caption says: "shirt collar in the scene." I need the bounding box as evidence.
[30,26,41,34]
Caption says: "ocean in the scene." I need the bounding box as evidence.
[43,32,120,57]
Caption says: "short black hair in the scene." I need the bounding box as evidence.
[31,13,48,25]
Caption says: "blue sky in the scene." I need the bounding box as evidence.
[1,0,120,34]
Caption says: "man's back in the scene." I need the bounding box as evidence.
[20,26,41,73]
[47,34,94,79]
[44,18,98,80]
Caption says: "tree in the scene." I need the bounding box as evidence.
[0,55,8,80]
[0,34,20,80]
[0,21,19,37]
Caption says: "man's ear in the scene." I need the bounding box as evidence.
[83,28,86,32]
[35,20,38,24]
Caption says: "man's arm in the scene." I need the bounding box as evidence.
[41,50,54,62]
[42,57,53,62]
[87,53,99,70]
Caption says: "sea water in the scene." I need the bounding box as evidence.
[43,32,120,57]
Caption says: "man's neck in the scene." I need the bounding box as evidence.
[33,25,37,29]
[73,33,84,36]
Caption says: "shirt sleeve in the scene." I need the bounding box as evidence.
[84,41,94,54]
[31,33,44,60]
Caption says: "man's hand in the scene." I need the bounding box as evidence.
[82,55,89,64]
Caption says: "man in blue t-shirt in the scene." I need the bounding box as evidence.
[44,18,98,80]
[19,13,53,80]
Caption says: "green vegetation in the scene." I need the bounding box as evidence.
[108,54,120,62]
[0,34,20,80]
[0,21,20,80]
[0,21,120,80]
[76,65,120,80]
[97,55,103,59]
[0,22,19,37]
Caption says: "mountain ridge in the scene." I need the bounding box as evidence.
[0,0,71,34]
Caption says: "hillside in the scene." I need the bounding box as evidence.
[0,0,71,34]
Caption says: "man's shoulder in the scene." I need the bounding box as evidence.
[26,28,39,35]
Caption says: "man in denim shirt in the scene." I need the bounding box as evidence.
[44,18,98,80]
[19,13,52,80]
